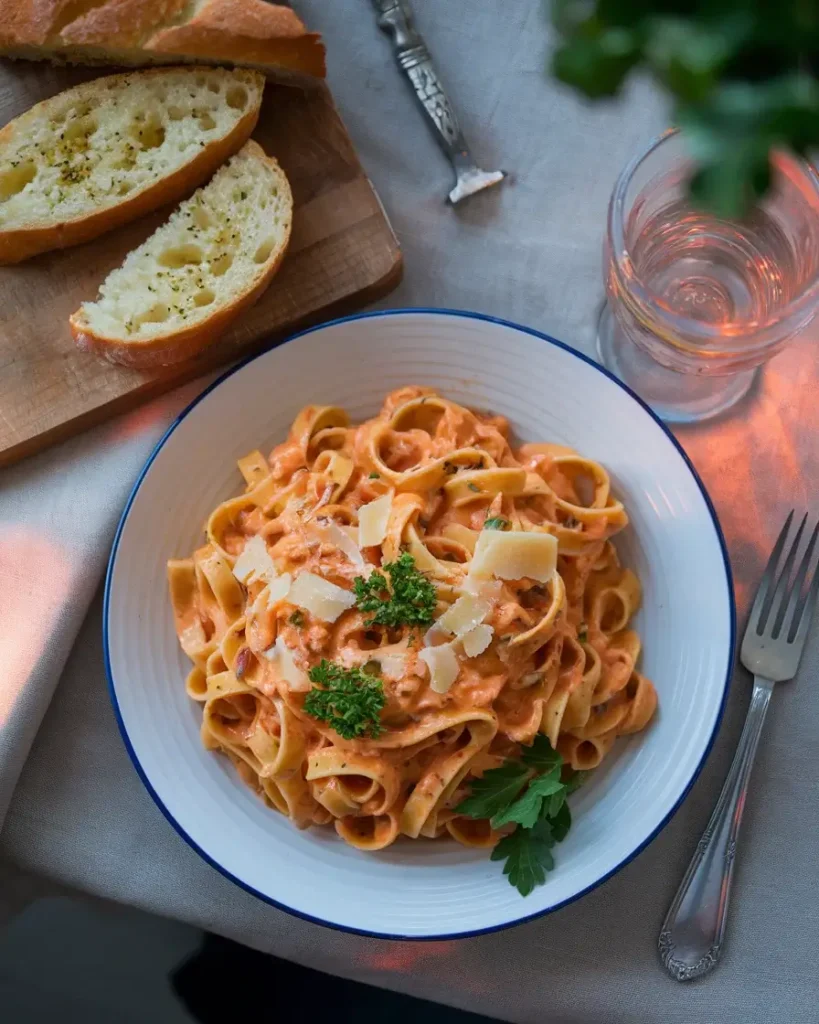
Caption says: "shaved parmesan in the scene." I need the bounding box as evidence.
[316,519,366,570]
[261,636,310,691]
[358,492,393,548]
[265,572,292,606]
[289,572,356,623]
[250,575,293,618]
[232,535,277,585]
[462,624,494,658]
[469,530,557,583]
[463,577,503,601]
[423,623,451,648]
[377,652,408,680]
[419,643,460,694]
[250,586,272,619]
[437,593,492,639]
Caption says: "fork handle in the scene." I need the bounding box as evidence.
[375,1,467,161]
[658,676,774,981]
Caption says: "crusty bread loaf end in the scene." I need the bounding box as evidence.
[0,0,326,82]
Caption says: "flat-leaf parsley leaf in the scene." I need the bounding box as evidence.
[455,735,584,896]
[489,766,564,829]
[303,660,386,740]
[484,517,510,531]
[520,736,562,772]
[454,761,530,821]
[353,552,436,628]
[490,817,556,897]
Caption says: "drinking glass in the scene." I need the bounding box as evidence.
[598,128,819,423]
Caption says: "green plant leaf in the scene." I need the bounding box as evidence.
[454,761,531,821]
[353,553,437,628]
[549,0,819,214]
[303,660,386,740]
[552,28,641,98]
[520,733,563,772]
[551,800,572,842]
[490,766,564,829]
[490,818,557,897]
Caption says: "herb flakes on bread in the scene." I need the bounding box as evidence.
[0,65,264,263]
[70,139,293,368]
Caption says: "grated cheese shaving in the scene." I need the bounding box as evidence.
[376,652,408,680]
[261,636,310,691]
[437,592,493,639]
[469,530,557,583]
[288,572,356,623]
[316,519,366,569]
[265,572,292,606]
[419,643,460,694]
[461,624,494,658]
[358,492,393,548]
[232,535,278,585]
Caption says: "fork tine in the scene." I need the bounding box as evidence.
[749,510,794,635]
[770,513,808,638]
[782,519,819,642]
[791,539,819,650]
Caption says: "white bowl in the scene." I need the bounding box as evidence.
[105,309,734,939]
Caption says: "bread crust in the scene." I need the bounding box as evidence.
[61,0,189,47]
[69,142,293,369]
[0,0,68,47]
[0,66,263,265]
[0,0,326,79]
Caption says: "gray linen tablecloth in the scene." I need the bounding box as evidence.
[2,3,819,1021]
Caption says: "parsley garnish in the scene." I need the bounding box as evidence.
[353,553,436,628]
[289,610,305,628]
[303,660,386,739]
[455,735,586,896]
[368,471,380,479]
[490,817,557,896]
[577,623,588,643]
[467,482,482,493]
[484,517,510,531]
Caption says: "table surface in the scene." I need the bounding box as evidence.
[3,3,819,1022]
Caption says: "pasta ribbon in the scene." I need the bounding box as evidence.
[167,389,657,856]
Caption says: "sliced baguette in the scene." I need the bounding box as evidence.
[0,65,264,264]
[70,139,292,368]
[0,0,326,83]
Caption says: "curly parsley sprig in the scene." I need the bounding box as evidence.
[303,661,386,740]
[353,552,436,629]
[455,735,586,896]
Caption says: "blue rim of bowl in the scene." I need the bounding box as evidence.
[104,307,736,942]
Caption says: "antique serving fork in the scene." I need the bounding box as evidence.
[659,512,819,980]
[372,0,506,204]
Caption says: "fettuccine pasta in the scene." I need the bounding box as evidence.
[168,387,657,859]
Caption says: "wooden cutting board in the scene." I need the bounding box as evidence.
[0,62,402,467]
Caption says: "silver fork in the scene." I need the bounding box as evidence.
[659,511,819,981]
[373,0,507,204]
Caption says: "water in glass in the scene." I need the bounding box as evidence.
[598,129,819,423]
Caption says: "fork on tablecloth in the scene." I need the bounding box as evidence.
[659,511,819,980]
